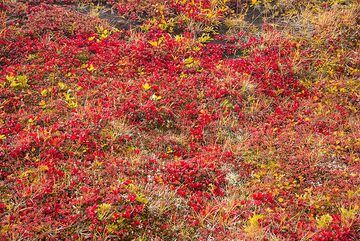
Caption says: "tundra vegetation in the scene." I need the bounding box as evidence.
[0,0,359,240]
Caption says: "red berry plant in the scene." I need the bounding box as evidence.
[0,0,359,240]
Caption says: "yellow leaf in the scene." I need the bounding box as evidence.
[198,33,213,44]
[63,92,72,101]
[316,214,333,228]
[151,94,162,101]
[179,73,187,79]
[251,0,260,6]
[340,206,358,225]
[166,146,174,154]
[28,118,35,125]
[184,57,194,65]
[58,82,67,90]
[7,75,29,89]
[94,161,103,167]
[38,165,49,172]
[193,46,201,51]
[175,35,182,42]
[19,169,34,178]
[68,100,78,109]
[17,75,28,87]
[100,29,109,40]
[136,194,148,204]
[149,41,159,47]
[142,83,151,91]
[39,100,46,107]
[41,89,48,97]
[5,75,15,82]
[1,224,10,234]
[97,203,112,220]
[248,214,264,227]
[106,224,117,233]
[87,64,95,72]
[244,214,264,237]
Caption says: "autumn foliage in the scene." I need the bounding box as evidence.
[0,0,359,240]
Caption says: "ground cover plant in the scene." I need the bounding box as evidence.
[0,0,359,240]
